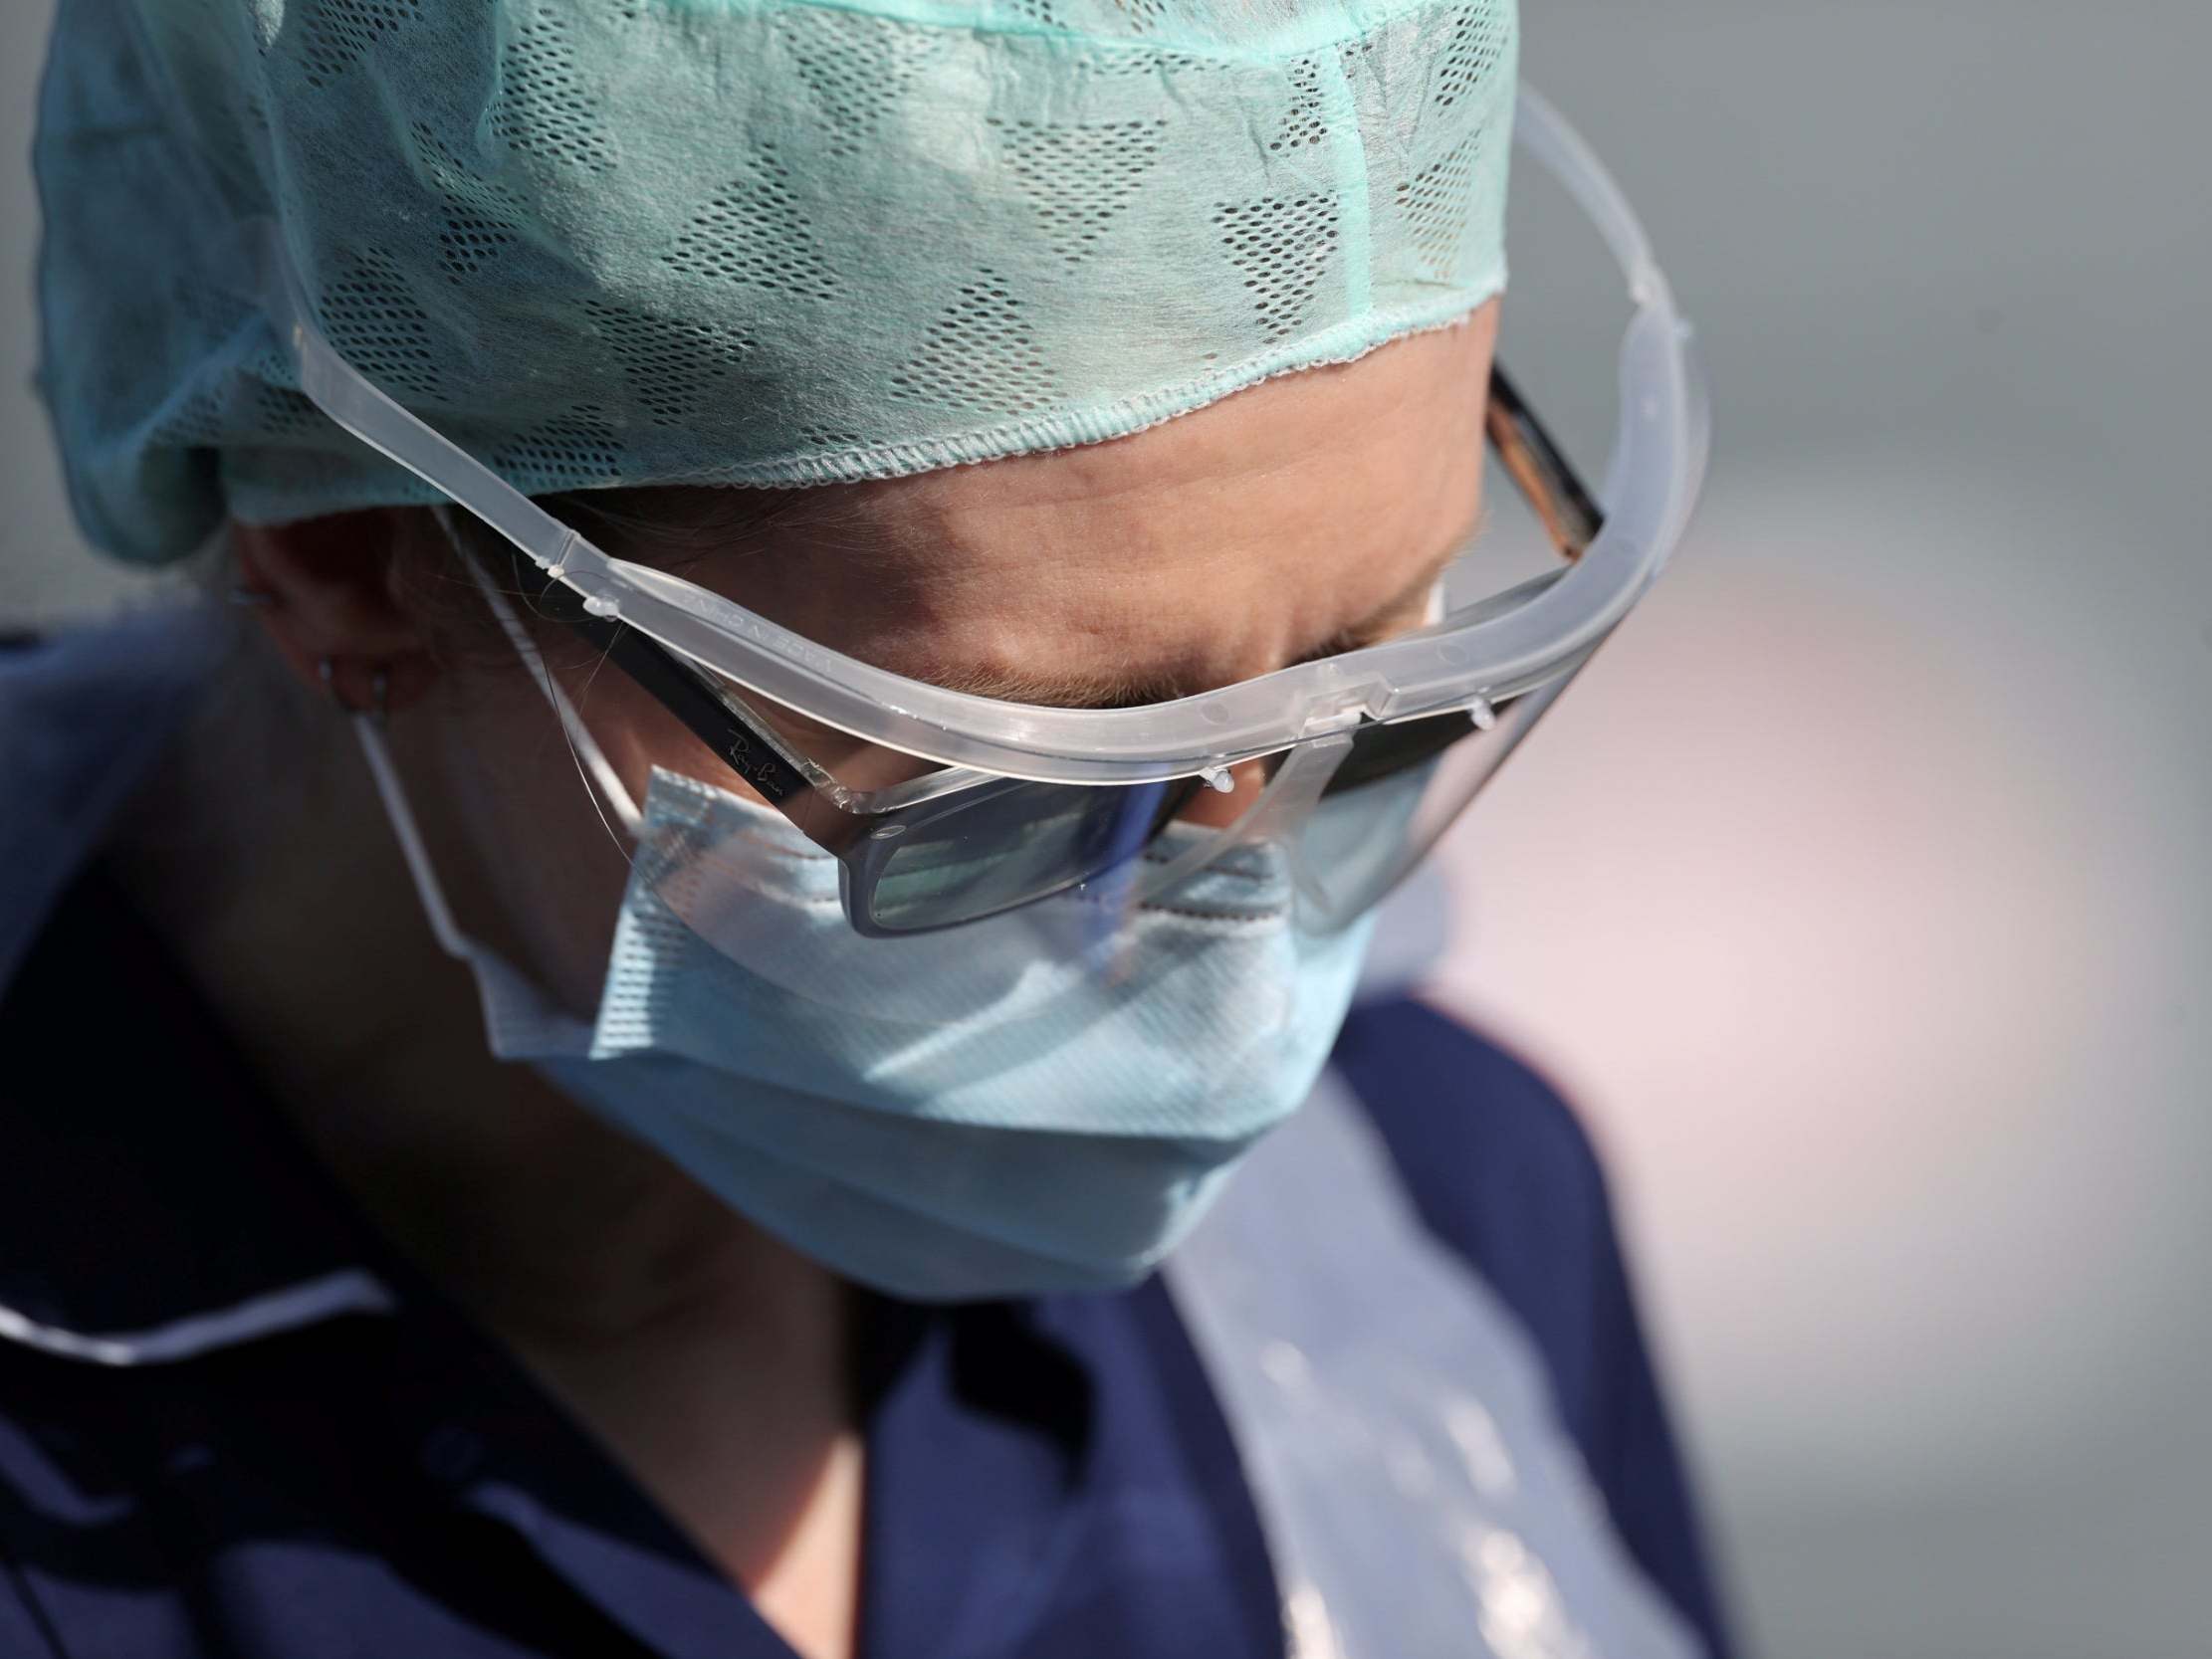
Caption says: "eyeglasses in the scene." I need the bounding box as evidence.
[482,364,1602,935]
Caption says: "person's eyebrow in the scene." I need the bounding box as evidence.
[933,511,1485,712]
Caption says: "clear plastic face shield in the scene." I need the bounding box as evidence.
[252,90,1708,1038]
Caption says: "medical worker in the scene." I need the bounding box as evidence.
[0,0,1731,1654]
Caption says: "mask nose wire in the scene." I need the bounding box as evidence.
[436,506,645,845]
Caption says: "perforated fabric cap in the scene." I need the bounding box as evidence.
[34,0,1516,565]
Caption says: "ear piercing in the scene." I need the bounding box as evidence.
[319,656,392,727]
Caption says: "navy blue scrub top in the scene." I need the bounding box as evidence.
[0,858,1734,1659]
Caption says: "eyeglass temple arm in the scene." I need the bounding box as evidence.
[500,551,821,810]
[1486,364,1606,560]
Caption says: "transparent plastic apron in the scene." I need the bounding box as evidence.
[1166,1070,1707,1659]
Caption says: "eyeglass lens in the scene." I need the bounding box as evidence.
[859,703,1495,933]
[862,775,1200,933]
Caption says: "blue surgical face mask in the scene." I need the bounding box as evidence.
[360,726,1385,1302]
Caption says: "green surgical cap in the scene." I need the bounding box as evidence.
[34,0,1516,565]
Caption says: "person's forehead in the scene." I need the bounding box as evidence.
[690,309,1498,706]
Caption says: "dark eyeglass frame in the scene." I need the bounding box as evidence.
[500,364,1603,935]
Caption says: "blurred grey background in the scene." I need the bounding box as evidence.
[6,2,2208,1655]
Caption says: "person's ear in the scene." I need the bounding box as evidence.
[230,509,439,717]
